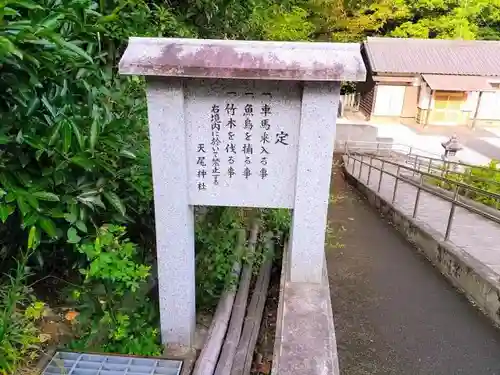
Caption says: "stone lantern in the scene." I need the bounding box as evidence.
[441,135,463,159]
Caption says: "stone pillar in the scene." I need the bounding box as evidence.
[145,78,196,347]
[290,82,341,283]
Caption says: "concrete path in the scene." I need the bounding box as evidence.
[327,161,500,375]
[346,156,500,274]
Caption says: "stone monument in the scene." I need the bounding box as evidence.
[119,37,365,349]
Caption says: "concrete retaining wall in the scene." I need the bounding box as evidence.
[335,123,379,152]
[343,166,500,327]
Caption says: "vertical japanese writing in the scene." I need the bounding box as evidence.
[259,102,272,180]
[242,103,253,179]
[225,102,237,179]
[195,92,294,193]
[211,104,221,187]
[196,142,207,191]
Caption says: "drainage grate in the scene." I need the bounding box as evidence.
[42,351,183,375]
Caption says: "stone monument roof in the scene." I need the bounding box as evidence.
[119,37,366,81]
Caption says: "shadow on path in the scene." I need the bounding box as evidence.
[326,158,500,375]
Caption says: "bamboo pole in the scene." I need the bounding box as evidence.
[214,223,260,375]
[192,230,246,375]
[231,236,274,375]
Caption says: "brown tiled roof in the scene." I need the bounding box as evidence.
[364,37,500,76]
[422,74,496,91]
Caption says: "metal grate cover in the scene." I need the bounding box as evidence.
[42,351,183,375]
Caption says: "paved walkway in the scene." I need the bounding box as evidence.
[338,115,497,165]
[327,161,500,374]
[344,155,500,275]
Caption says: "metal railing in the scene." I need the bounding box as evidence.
[342,140,500,182]
[407,152,500,175]
[402,154,500,197]
[345,148,500,241]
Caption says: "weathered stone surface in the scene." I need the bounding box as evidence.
[119,38,366,81]
[277,282,339,374]
[290,82,340,283]
[273,245,340,375]
[146,78,196,346]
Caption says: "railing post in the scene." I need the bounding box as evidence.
[376,142,380,156]
[441,161,447,178]
[428,158,432,173]
[367,156,373,185]
[358,155,363,179]
[444,161,451,179]
[352,158,356,174]
[378,160,385,192]
[445,184,459,240]
[392,165,401,203]
[413,174,423,218]
[413,155,418,176]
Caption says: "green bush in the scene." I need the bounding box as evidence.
[0,254,43,374]
[69,225,162,356]
[195,207,246,308]
[0,0,156,267]
[427,160,500,208]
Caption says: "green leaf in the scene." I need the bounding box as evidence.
[17,197,30,216]
[71,155,93,170]
[5,191,16,203]
[23,212,39,227]
[33,191,60,201]
[40,217,57,238]
[26,97,40,116]
[0,36,23,59]
[48,208,65,218]
[51,36,93,63]
[41,95,57,118]
[16,129,24,144]
[62,121,72,153]
[78,195,105,210]
[70,121,84,150]
[26,195,39,210]
[90,119,99,151]
[39,14,63,30]
[75,220,87,233]
[0,134,11,145]
[28,226,37,250]
[103,191,126,216]
[120,149,136,159]
[0,204,15,223]
[9,0,43,9]
[48,122,62,146]
[64,211,77,224]
[67,227,82,244]
[3,7,19,16]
